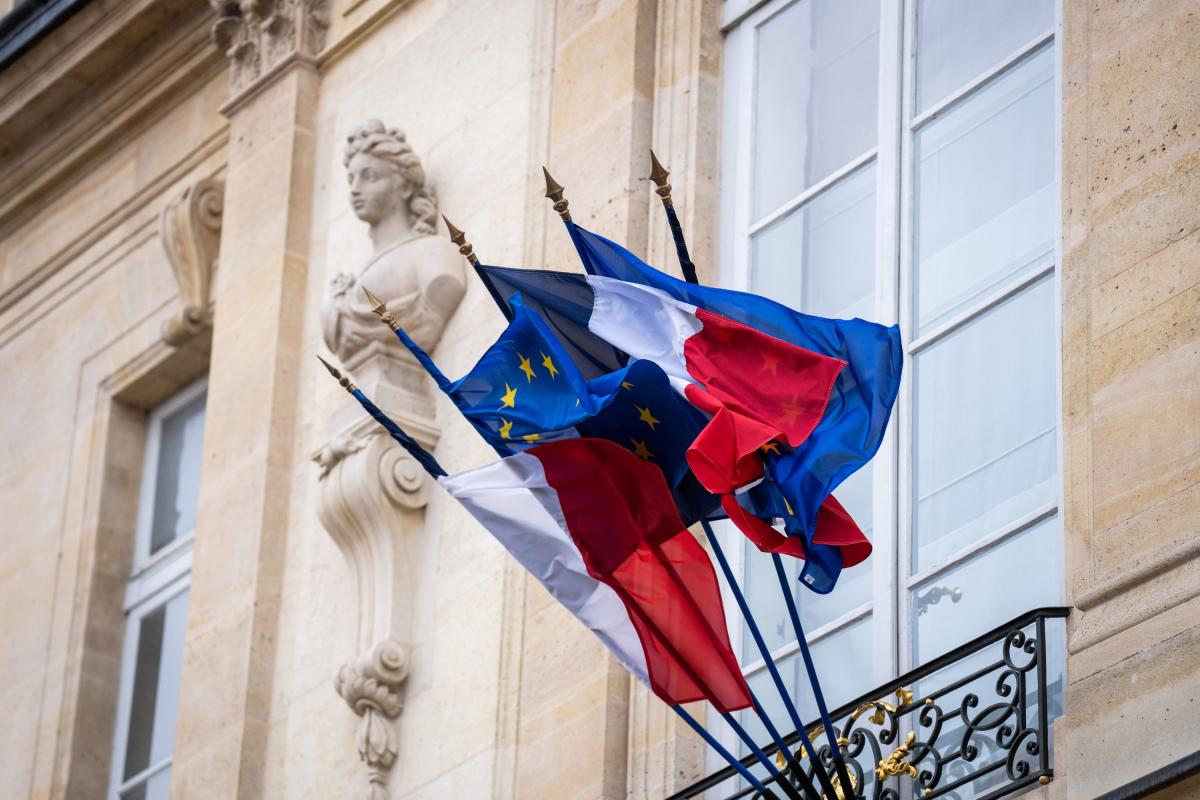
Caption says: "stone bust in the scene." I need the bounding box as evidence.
[321,120,465,366]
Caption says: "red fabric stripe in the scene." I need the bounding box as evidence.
[720,493,872,567]
[532,438,752,713]
[683,308,844,494]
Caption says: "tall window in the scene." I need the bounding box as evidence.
[109,380,207,800]
[720,0,1062,748]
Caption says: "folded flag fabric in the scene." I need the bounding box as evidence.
[440,438,752,712]
[471,263,870,583]
[564,221,903,540]
[399,292,719,522]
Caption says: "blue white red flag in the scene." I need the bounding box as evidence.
[441,437,752,712]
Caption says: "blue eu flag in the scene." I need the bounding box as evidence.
[444,294,718,522]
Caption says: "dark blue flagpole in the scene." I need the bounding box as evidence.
[361,286,454,393]
[317,356,446,478]
[654,150,857,798]
[648,150,698,284]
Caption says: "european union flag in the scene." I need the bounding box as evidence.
[444,294,718,522]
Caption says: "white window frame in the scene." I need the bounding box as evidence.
[108,378,206,800]
[716,0,1063,762]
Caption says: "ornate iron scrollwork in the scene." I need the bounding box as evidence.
[667,607,1067,800]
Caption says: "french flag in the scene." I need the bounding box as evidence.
[440,438,752,712]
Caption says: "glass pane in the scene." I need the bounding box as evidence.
[739,616,873,744]
[123,590,189,780]
[916,0,1053,113]
[752,162,877,321]
[150,390,207,554]
[912,516,1062,664]
[913,278,1056,572]
[753,0,879,217]
[914,45,1055,334]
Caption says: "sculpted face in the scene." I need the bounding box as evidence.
[347,152,407,225]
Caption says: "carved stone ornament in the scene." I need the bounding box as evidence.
[209,0,329,94]
[313,121,464,799]
[334,639,410,800]
[160,177,224,346]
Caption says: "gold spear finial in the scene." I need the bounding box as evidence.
[317,355,357,394]
[442,215,479,265]
[362,285,400,331]
[648,149,673,206]
[542,166,571,222]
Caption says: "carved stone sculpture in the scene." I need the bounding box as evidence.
[334,640,409,800]
[320,119,465,368]
[160,177,224,346]
[313,121,464,799]
[209,0,329,95]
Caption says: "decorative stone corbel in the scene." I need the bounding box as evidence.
[209,0,330,95]
[334,639,409,800]
[313,400,438,799]
[159,177,224,346]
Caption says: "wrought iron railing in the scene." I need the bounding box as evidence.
[668,607,1069,800]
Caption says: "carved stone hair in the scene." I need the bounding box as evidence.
[344,119,437,236]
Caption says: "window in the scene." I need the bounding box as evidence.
[720,0,1062,761]
[108,380,207,800]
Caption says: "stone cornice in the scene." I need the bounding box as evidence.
[0,0,228,312]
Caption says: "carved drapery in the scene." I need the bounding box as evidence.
[209,0,329,94]
[160,177,224,346]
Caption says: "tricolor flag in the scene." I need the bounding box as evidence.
[564,222,903,542]
[440,438,752,712]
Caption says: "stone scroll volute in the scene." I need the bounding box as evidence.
[312,120,464,800]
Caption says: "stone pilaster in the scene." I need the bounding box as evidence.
[170,10,322,796]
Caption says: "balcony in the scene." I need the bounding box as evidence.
[669,607,1069,800]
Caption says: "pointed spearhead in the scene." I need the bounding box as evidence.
[442,215,479,265]
[648,149,673,206]
[361,285,400,331]
[542,166,572,222]
[316,355,356,393]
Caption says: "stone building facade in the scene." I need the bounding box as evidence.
[0,1,1195,799]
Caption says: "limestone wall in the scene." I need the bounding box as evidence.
[1058,0,1200,796]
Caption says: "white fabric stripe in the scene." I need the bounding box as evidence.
[438,454,650,684]
[586,274,701,387]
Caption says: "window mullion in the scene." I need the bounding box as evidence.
[895,0,919,679]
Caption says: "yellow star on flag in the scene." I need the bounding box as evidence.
[631,438,654,460]
[500,383,517,409]
[522,433,541,443]
[518,354,537,382]
[540,352,559,379]
[621,381,634,391]
[783,497,794,516]
[636,405,661,430]
[498,419,513,439]
[760,441,781,455]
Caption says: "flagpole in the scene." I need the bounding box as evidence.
[605,581,808,800]
[644,541,821,800]
[442,215,512,320]
[361,286,454,392]
[656,154,859,797]
[673,705,781,800]
[647,150,698,284]
[772,552,857,795]
[700,520,841,800]
[317,356,447,478]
